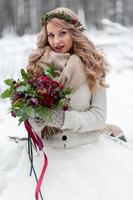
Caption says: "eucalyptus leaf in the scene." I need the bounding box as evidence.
[57,98,66,108]
[13,99,24,108]
[21,69,28,81]
[18,115,28,125]
[4,79,13,86]
[44,63,57,78]
[26,106,36,118]
[62,87,74,95]
[16,85,29,92]
[0,89,11,98]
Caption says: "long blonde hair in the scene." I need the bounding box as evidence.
[27,7,108,91]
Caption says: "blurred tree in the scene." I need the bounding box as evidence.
[122,0,133,26]
[0,0,4,37]
[0,0,133,38]
[1,0,15,36]
[82,0,94,27]
[29,0,40,33]
[16,0,30,36]
[112,0,123,23]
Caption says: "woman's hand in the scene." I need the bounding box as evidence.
[45,109,64,128]
[28,109,64,134]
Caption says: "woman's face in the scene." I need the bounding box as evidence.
[46,21,73,53]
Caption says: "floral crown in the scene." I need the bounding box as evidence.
[41,11,82,28]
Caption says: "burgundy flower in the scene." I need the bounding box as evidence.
[72,18,77,24]
[40,93,56,107]
[11,111,16,118]
[12,93,24,103]
[29,98,39,106]
[28,79,34,85]
[51,81,59,88]
[59,84,64,89]
[38,88,48,96]
[36,76,50,84]
[63,105,68,111]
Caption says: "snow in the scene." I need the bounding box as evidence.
[0,20,133,199]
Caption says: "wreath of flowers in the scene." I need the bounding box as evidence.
[41,11,82,28]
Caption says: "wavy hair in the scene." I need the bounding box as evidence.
[27,7,108,91]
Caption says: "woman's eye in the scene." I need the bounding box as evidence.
[59,31,67,36]
[48,33,54,38]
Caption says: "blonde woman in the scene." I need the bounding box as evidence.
[27,8,107,136]
[2,7,133,200]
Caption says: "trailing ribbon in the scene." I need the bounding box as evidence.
[35,152,48,200]
[24,119,44,151]
[24,119,48,200]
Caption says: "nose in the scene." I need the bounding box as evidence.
[53,36,61,46]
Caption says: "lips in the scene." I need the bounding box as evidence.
[54,46,65,51]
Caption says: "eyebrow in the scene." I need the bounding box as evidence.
[47,28,67,34]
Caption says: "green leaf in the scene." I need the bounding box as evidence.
[18,115,28,125]
[12,101,29,124]
[26,106,36,118]
[21,69,28,81]
[62,87,74,95]
[44,63,57,78]
[44,71,53,78]
[0,89,11,99]
[36,106,52,122]
[4,79,13,86]
[13,99,23,107]
[57,98,66,108]
[16,85,29,92]
[12,100,36,124]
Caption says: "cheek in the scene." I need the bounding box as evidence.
[48,38,53,46]
[66,36,73,46]
[68,39,73,48]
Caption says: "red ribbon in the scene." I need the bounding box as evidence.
[24,119,48,200]
[35,152,48,200]
[24,120,43,151]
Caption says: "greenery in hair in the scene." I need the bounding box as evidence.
[41,11,82,27]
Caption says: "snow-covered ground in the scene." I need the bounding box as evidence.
[0,20,133,199]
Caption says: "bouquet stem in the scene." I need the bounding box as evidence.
[41,126,58,139]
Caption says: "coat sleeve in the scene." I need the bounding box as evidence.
[61,83,107,133]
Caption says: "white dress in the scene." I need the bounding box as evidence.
[1,80,133,200]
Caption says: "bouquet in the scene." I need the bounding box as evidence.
[1,64,73,139]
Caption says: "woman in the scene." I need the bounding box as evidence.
[1,7,133,200]
[27,7,108,146]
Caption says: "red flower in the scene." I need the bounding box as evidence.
[12,93,24,103]
[40,93,56,107]
[11,111,16,117]
[36,76,50,85]
[63,105,68,111]
[29,98,39,106]
[59,84,64,90]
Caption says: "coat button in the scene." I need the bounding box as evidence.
[62,135,67,141]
